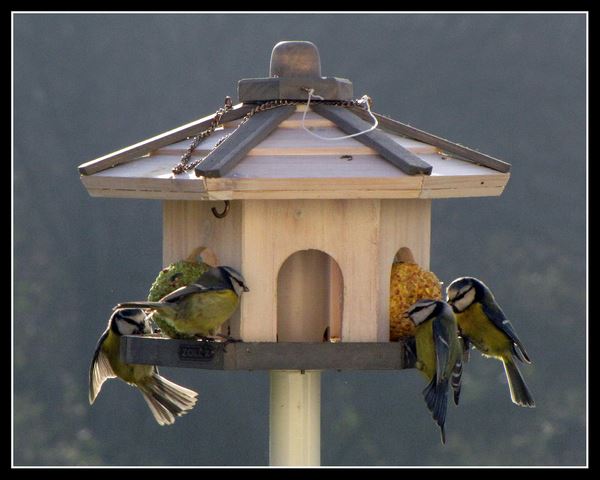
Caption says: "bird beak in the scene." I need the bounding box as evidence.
[243,285,250,292]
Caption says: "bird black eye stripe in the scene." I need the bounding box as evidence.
[452,287,473,303]
[452,292,465,302]
[119,315,142,326]
[409,301,436,315]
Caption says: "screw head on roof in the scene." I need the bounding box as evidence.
[269,41,322,78]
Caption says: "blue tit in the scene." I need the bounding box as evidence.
[446,277,535,408]
[147,259,211,338]
[89,308,198,425]
[115,266,249,339]
[407,299,463,444]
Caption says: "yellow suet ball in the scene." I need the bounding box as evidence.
[389,248,442,341]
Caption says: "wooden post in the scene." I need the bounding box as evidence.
[270,250,327,466]
[269,371,321,466]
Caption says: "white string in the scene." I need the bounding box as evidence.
[301,88,379,141]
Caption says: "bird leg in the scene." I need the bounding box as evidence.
[194,333,242,344]
[214,333,242,344]
[403,337,418,369]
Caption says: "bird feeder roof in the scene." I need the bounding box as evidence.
[78,41,510,200]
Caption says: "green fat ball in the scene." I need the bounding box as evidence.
[148,260,210,338]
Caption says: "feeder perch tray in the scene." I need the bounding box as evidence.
[121,336,416,371]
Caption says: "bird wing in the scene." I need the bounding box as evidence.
[88,329,116,404]
[432,315,454,383]
[481,295,531,363]
[158,282,224,303]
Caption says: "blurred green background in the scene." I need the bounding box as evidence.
[13,13,586,466]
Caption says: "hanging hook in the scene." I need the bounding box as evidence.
[211,200,230,219]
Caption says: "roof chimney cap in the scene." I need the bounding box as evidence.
[237,40,353,102]
[269,41,322,78]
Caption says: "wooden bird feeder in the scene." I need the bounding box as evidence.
[78,41,510,465]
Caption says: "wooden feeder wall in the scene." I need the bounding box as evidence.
[163,198,431,343]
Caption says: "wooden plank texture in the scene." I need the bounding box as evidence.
[120,337,413,370]
[350,107,511,173]
[227,154,413,178]
[241,199,382,342]
[195,105,296,178]
[203,188,422,200]
[85,180,507,200]
[78,103,254,175]
[310,104,433,176]
[81,152,507,200]
[153,127,437,158]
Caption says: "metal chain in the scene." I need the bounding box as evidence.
[171,96,233,175]
[172,95,371,175]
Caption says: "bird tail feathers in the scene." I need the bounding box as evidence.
[423,374,449,444]
[451,358,463,406]
[503,358,535,408]
[140,373,198,426]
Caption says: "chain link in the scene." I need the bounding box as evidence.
[172,95,371,175]
[171,97,233,175]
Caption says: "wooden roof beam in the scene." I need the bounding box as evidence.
[350,107,511,173]
[194,105,296,178]
[78,103,254,176]
[310,104,433,176]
